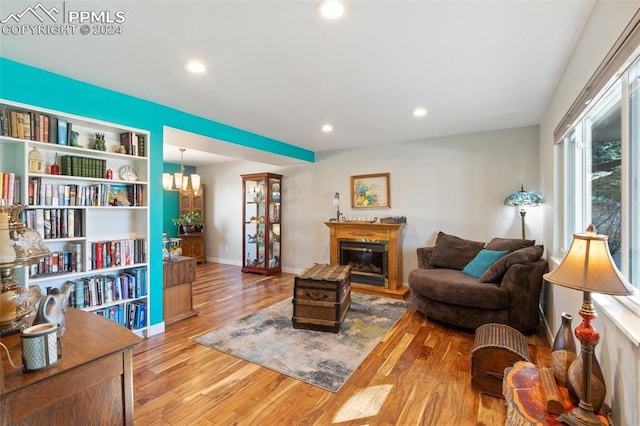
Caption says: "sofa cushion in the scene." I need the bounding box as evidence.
[485,237,535,252]
[429,231,485,270]
[409,268,509,309]
[462,249,509,279]
[480,245,544,283]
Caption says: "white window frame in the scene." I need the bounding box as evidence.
[556,44,640,346]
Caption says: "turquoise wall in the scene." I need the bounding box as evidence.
[0,57,314,327]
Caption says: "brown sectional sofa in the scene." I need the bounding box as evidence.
[408,232,547,332]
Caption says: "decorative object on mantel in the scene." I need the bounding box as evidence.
[342,216,377,223]
[380,216,407,224]
[351,173,390,208]
[543,224,636,426]
[504,184,542,239]
[328,192,344,222]
[552,312,577,387]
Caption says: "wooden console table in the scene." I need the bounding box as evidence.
[163,256,198,324]
[1,309,141,425]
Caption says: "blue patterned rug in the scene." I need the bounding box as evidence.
[193,292,409,392]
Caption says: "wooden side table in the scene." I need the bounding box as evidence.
[163,256,198,324]
[1,309,141,425]
[503,361,609,426]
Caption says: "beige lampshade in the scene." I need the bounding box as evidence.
[544,225,636,296]
[190,174,201,192]
[162,173,174,190]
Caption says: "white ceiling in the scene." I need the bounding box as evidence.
[0,0,597,166]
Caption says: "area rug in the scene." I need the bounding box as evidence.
[193,293,409,392]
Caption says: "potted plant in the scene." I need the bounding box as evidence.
[172,210,204,234]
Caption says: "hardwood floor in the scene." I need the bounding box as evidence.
[133,262,551,425]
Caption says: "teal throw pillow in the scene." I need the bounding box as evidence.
[462,249,509,279]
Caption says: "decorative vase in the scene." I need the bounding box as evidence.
[551,312,577,386]
[567,350,606,413]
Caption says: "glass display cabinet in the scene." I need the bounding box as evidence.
[241,173,282,275]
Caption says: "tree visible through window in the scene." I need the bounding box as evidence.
[591,139,622,267]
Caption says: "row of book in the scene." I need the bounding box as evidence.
[60,155,107,179]
[1,107,147,158]
[94,300,147,331]
[67,267,148,309]
[90,238,146,270]
[0,172,21,205]
[0,107,71,144]
[29,251,79,278]
[24,208,83,239]
[29,179,145,207]
[120,132,146,157]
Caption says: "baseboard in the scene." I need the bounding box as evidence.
[147,321,165,337]
[540,305,554,346]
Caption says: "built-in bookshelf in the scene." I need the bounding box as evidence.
[0,100,150,336]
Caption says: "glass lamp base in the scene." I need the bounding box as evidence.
[0,310,31,335]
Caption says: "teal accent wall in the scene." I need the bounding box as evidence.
[0,57,314,327]
[162,162,196,238]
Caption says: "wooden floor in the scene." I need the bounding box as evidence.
[132,262,551,425]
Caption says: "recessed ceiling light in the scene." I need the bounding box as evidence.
[413,107,428,118]
[322,124,334,133]
[183,60,206,74]
[317,1,345,20]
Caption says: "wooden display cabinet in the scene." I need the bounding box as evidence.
[242,173,282,275]
[179,184,205,263]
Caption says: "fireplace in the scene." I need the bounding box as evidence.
[339,240,388,287]
[325,221,408,298]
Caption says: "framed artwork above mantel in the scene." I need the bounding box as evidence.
[351,173,390,208]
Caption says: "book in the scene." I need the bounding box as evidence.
[137,134,146,157]
[48,116,57,143]
[107,184,130,206]
[67,209,74,237]
[43,115,49,142]
[34,209,45,238]
[0,107,7,136]
[74,279,85,309]
[43,209,51,239]
[120,132,133,155]
[57,118,68,145]
[60,155,73,175]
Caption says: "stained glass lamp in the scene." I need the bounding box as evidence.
[504,185,543,239]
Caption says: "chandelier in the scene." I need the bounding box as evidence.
[162,148,201,192]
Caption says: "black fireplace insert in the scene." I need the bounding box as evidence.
[339,239,388,287]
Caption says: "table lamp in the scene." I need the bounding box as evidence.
[504,184,543,239]
[329,192,343,222]
[1,204,50,335]
[543,225,636,426]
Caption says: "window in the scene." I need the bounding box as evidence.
[630,59,640,285]
[561,56,639,289]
